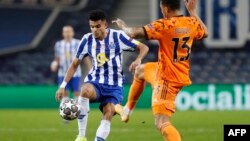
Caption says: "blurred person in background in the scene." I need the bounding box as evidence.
[51,25,91,101]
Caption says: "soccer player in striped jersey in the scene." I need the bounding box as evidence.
[51,25,86,99]
[113,0,208,140]
[55,10,149,141]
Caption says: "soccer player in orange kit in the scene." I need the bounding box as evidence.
[112,0,208,140]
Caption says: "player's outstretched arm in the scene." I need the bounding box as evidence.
[55,58,81,101]
[129,42,149,74]
[184,0,208,38]
[112,19,145,39]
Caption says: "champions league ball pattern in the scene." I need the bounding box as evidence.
[59,98,81,121]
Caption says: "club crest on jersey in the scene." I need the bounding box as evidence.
[147,24,153,30]
[108,42,116,49]
[96,53,109,67]
[65,52,71,59]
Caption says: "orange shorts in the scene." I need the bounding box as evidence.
[152,80,183,117]
[143,62,158,88]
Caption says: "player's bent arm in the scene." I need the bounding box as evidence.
[62,58,81,84]
[129,42,149,73]
[184,0,208,38]
[55,58,81,101]
[191,14,208,38]
[136,42,149,61]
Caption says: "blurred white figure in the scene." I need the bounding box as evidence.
[51,25,82,99]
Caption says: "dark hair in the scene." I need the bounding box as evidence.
[88,9,107,21]
[160,0,180,10]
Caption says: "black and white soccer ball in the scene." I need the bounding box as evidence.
[59,98,81,121]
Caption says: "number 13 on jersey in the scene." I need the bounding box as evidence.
[172,36,191,63]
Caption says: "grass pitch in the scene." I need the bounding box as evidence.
[0,109,249,141]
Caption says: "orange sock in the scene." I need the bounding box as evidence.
[160,122,181,141]
[125,77,146,110]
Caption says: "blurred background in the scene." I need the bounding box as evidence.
[0,0,250,141]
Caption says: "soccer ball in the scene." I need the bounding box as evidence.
[59,98,81,121]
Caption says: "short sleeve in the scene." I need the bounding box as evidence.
[119,31,140,51]
[143,19,165,40]
[75,35,89,60]
[54,41,60,58]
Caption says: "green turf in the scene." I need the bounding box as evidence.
[0,109,250,141]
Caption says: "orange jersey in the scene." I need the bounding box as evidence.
[143,16,205,85]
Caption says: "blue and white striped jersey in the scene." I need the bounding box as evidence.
[76,29,140,87]
[54,38,82,77]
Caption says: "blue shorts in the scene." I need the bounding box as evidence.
[86,81,124,111]
[58,76,81,92]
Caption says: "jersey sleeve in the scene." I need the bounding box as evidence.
[75,35,88,60]
[194,20,205,40]
[54,41,60,58]
[143,19,165,40]
[119,31,140,51]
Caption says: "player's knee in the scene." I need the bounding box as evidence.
[81,84,94,97]
[154,115,171,131]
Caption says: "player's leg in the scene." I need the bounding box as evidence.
[95,103,115,141]
[115,62,157,122]
[95,85,123,141]
[125,64,146,110]
[75,83,97,141]
[152,81,182,141]
[114,66,145,122]
[115,64,146,122]
[126,62,157,109]
[155,114,181,141]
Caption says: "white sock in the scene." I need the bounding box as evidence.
[95,120,111,141]
[77,97,89,137]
